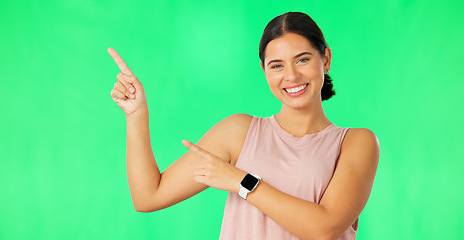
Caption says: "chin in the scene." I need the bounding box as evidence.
[281,94,321,110]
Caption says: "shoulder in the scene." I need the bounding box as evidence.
[222,113,253,126]
[197,114,253,164]
[340,128,380,165]
[217,113,254,145]
[217,114,254,164]
[212,113,253,134]
[344,128,379,147]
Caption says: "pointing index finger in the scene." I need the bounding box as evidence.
[182,140,209,159]
[107,47,134,75]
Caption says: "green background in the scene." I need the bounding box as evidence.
[1,0,463,239]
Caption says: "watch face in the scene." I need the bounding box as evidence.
[241,174,259,191]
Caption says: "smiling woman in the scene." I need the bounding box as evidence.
[109,11,379,240]
[259,12,336,102]
[262,33,329,111]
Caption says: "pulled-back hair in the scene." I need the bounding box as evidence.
[259,12,335,101]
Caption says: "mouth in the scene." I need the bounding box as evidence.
[284,83,309,93]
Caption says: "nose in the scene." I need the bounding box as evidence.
[284,64,299,82]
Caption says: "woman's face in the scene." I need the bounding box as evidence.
[261,32,331,110]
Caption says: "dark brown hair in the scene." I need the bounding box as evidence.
[259,12,335,101]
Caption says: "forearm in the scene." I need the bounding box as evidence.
[244,129,377,239]
[246,182,337,240]
[125,108,160,211]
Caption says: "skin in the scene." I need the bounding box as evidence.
[108,32,379,240]
[261,32,333,137]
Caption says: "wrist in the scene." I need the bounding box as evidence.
[125,106,149,120]
[238,172,261,200]
[234,171,248,194]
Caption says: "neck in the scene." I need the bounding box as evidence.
[274,99,331,138]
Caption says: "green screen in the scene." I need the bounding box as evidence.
[1,0,463,239]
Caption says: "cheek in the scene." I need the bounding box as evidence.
[306,63,323,76]
[265,73,284,97]
[265,71,283,85]
[266,77,278,92]
[304,65,324,85]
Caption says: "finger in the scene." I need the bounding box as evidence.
[182,140,210,159]
[117,72,142,93]
[107,47,134,75]
[193,175,206,185]
[111,88,128,100]
[193,168,208,176]
[116,73,136,94]
[114,81,134,99]
[122,73,139,86]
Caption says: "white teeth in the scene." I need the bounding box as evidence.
[285,84,308,93]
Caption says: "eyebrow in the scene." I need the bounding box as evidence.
[266,52,313,66]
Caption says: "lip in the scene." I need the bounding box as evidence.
[283,83,309,97]
[283,83,307,90]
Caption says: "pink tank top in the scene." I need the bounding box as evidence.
[219,115,357,240]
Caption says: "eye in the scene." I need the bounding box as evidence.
[297,58,310,64]
[271,64,283,69]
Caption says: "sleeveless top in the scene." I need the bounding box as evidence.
[219,115,357,240]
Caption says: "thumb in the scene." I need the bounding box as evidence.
[124,74,143,89]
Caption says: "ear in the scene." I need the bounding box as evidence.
[323,47,332,72]
[260,61,265,72]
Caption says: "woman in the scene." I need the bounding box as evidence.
[109,12,379,240]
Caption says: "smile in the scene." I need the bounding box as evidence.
[284,83,309,93]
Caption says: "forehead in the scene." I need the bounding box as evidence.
[264,33,316,62]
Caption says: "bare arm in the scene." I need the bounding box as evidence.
[243,128,379,239]
[108,47,251,212]
[124,109,160,211]
[185,128,379,239]
[125,112,251,212]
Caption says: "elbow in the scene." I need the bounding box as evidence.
[299,208,350,240]
[133,202,165,212]
[132,200,161,213]
[313,225,346,240]
[134,204,162,213]
[134,206,154,213]
[131,192,164,213]
[301,232,334,240]
[301,232,337,240]
[133,202,151,212]
[300,222,343,240]
[319,233,338,240]
[133,199,167,213]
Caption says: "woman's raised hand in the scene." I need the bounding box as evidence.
[108,47,147,117]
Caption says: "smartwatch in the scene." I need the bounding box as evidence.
[239,173,261,200]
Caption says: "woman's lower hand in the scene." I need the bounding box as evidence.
[182,139,247,193]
